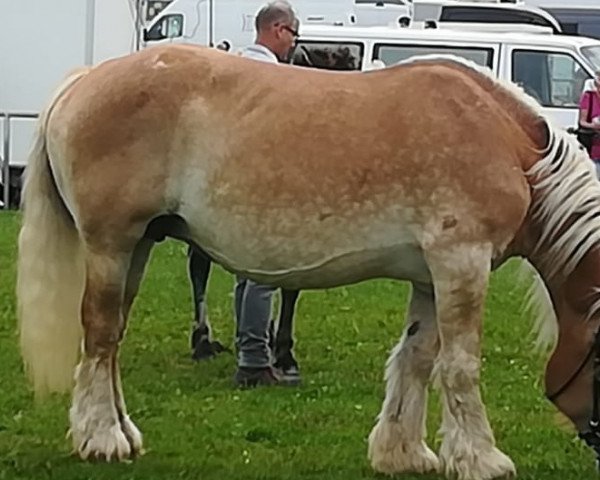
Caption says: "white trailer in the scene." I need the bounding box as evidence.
[0,0,138,208]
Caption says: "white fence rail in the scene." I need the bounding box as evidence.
[1,112,38,210]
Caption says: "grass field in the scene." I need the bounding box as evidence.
[0,210,596,479]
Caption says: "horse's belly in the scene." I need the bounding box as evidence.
[236,242,432,290]
[184,206,431,289]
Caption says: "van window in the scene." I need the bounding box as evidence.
[373,44,493,69]
[512,50,590,107]
[560,22,579,35]
[439,6,557,31]
[292,41,363,70]
[144,13,184,41]
[145,0,170,22]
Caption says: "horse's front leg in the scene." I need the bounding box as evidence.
[426,244,515,480]
[69,247,143,461]
[368,281,440,474]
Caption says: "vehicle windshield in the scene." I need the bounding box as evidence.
[581,45,600,72]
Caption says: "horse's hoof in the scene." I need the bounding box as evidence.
[369,420,439,475]
[121,415,144,455]
[440,442,516,480]
[274,355,301,386]
[191,340,227,361]
[73,422,140,462]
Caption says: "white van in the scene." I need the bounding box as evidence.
[290,24,600,129]
[142,0,359,50]
[413,0,562,33]
[142,0,414,50]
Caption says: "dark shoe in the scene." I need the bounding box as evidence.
[233,366,280,388]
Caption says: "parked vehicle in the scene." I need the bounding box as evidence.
[142,0,358,48]
[142,0,416,49]
[290,23,600,128]
[539,6,600,40]
[413,0,562,33]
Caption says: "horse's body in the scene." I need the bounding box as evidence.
[47,46,530,287]
[17,45,600,479]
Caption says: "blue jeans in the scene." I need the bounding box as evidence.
[234,276,276,368]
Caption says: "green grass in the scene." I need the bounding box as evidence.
[0,211,595,479]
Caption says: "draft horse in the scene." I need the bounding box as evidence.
[16,45,600,479]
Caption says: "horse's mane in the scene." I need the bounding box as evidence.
[518,261,558,352]
[522,131,600,349]
[400,54,600,351]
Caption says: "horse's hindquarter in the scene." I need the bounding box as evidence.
[45,46,215,235]
[47,46,532,288]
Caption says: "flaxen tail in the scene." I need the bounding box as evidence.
[17,67,90,397]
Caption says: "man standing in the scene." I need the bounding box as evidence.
[234,1,300,387]
[238,1,299,63]
[187,1,301,388]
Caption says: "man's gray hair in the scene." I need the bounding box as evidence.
[255,1,297,32]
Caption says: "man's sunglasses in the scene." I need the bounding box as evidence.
[280,24,300,38]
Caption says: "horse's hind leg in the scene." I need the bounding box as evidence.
[426,243,515,480]
[123,238,154,319]
[69,242,145,461]
[187,246,225,360]
[113,238,155,455]
[273,289,301,384]
[368,281,440,474]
